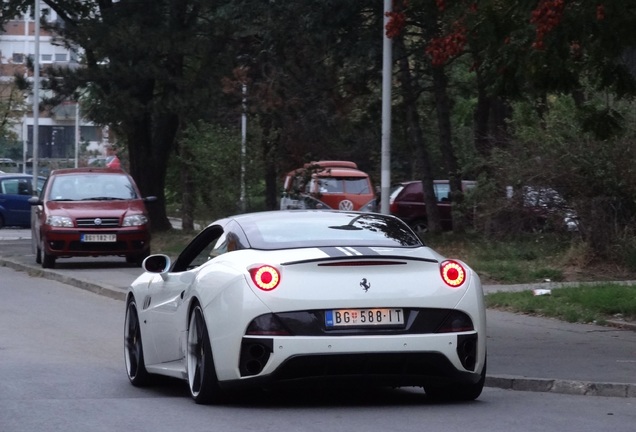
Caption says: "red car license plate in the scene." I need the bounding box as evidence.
[81,234,116,242]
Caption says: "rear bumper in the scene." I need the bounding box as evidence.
[223,351,483,391]
[216,331,485,389]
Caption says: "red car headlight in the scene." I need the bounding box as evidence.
[46,215,73,227]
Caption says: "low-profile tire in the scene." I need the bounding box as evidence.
[425,360,486,402]
[187,304,224,404]
[42,249,56,269]
[0,214,4,229]
[35,244,42,264]
[124,297,152,386]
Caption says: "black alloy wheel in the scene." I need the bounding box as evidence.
[124,297,151,386]
[187,304,223,404]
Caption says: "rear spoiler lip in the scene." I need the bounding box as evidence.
[281,255,439,266]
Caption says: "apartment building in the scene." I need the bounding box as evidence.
[0,3,105,171]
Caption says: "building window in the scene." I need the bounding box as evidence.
[12,53,25,63]
[41,54,53,63]
[55,53,67,62]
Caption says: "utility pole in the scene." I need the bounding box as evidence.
[74,102,80,167]
[240,83,247,212]
[31,0,40,190]
[380,0,392,214]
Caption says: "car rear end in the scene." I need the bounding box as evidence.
[209,246,486,392]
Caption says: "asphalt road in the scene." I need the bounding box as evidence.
[2,264,636,432]
[1,227,636,398]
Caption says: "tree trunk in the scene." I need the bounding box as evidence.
[179,143,195,232]
[395,37,442,234]
[261,116,279,210]
[431,66,465,233]
[126,112,175,232]
[473,71,492,161]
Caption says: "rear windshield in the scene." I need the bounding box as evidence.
[49,174,138,201]
[238,212,421,249]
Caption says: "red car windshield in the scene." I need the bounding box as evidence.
[49,174,137,201]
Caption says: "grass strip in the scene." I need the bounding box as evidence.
[485,283,636,325]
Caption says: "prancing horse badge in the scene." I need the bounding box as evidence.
[360,278,371,292]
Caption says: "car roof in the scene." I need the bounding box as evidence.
[49,167,127,176]
[314,167,368,178]
[217,210,422,249]
[215,209,399,228]
[303,160,358,169]
[397,179,477,185]
[287,161,370,179]
[0,173,36,179]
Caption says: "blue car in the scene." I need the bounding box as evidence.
[0,173,45,228]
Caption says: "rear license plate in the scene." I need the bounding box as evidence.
[81,234,116,242]
[325,308,404,328]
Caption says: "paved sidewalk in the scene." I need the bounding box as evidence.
[1,227,635,398]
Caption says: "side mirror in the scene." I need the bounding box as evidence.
[142,254,171,274]
[28,196,42,205]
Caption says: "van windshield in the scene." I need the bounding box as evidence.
[315,177,370,194]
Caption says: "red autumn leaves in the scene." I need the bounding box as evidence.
[425,22,467,66]
[530,0,565,50]
[385,1,608,67]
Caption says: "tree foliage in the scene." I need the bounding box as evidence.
[166,121,265,226]
[3,0,636,262]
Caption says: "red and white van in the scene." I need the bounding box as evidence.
[280,161,377,212]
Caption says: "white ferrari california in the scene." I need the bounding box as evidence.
[124,210,486,404]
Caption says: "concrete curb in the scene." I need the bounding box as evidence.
[0,257,127,301]
[486,375,636,398]
[2,255,635,399]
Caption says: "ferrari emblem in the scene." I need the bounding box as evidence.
[360,278,371,292]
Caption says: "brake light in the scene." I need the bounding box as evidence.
[249,265,281,291]
[440,260,466,287]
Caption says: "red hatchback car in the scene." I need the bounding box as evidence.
[389,179,477,235]
[29,167,156,268]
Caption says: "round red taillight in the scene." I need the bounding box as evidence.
[249,265,281,291]
[440,260,466,288]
